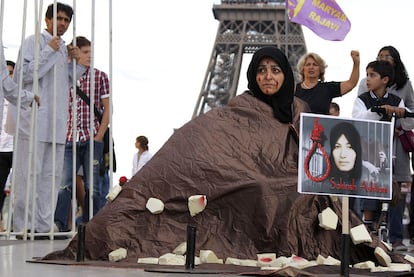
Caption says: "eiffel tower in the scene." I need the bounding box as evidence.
[193,0,307,118]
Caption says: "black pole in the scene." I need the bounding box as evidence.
[76,223,86,262]
[185,225,196,270]
[340,233,350,277]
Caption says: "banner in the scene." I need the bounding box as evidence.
[286,0,351,41]
[298,113,393,200]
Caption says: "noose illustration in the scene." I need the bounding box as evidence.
[304,118,331,182]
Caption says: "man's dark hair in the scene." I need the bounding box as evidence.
[6,60,15,69]
[367,60,395,87]
[73,36,91,48]
[330,102,340,113]
[45,2,73,20]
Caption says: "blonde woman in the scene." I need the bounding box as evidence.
[295,51,360,114]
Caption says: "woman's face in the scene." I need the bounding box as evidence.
[332,134,357,172]
[303,57,321,79]
[256,58,285,95]
[377,50,395,67]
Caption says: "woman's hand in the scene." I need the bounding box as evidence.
[350,50,360,65]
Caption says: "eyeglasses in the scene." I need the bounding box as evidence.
[377,55,394,62]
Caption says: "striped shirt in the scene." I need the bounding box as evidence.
[66,67,110,142]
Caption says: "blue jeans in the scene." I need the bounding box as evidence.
[54,140,103,231]
[389,201,404,244]
[388,181,406,244]
[99,168,109,208]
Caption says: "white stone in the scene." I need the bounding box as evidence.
[382,241,392,251]
[106,184,122,202]
[370,266,391,272]
[404,254,414,264]
[316,255,340,265]
[287,255,314,269]
[374,247,392,267]
[257,253,276,267]
[199,249,223,264]
[146,197,165,214]
[388,263,412,272]
[188,195,207,217]
[225,257,258,267]
[137,257,159,264]
[272,256,291,268]
[172,242,187,255]
[158,253,185,265]
[108,247,127,262]
[370,263,411,272]
[353,260,375,269]
[318,207,338,230]
[260,266,281,270]
[350,224,372,244]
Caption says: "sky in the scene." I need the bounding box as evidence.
[2,0,414,182]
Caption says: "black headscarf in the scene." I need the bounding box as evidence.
[247,46,295,123]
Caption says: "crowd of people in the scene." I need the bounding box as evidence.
[0,3,112,236]
[296,45,414,251]
[0,0,414,269]
[0,2,155,237]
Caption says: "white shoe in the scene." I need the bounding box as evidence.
[53,223,60,232]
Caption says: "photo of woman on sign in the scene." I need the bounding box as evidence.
[329,122,362,187]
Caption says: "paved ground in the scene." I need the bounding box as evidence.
[0,238,242,277]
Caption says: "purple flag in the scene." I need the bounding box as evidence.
[286,0,351,41]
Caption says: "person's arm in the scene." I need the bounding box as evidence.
[94,72,110,141]
[362,160,379,175]
[352,97,380,120]
[1,43,38,107]
[95,96,109,142]
[1,76,39,107]
[19,35,62,83]
[67,44,86,81]
[340,50,360,95]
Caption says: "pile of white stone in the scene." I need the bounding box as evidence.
[105,187,413,272]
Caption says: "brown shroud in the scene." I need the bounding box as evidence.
[43,92,404,265]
